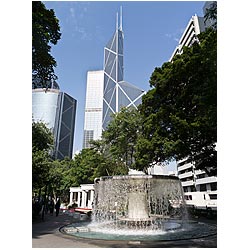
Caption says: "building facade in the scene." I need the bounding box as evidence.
[169,1,216,62]
[69,184,95,209]
[32,88,60,130]
[83,70,104,149]
[32,83,77,160]
[169,14,205,62]
[177,158,217,210]
[53,92,77,159]
[83,10,145,148]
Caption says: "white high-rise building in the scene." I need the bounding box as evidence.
[83,70,104,149]
[169,14,205,62]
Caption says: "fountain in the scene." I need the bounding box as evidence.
[61,175,216,242]
[93,175,185,230]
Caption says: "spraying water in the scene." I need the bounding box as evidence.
[61,175,216,241]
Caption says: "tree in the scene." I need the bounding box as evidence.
[32,121,54,190]
[204,1,217,29]
[102,107,142,169]
[32,149,51,190]
[91,140,128,177]
[136,28,217,176]
[32,121,54,151]
[32,1,61,88]
[48,158,74,202]
[70,149,98,184]
[69,145,128,185]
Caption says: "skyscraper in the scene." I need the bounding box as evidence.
[169,1,216,62]
[53,92,77,159]
[32,82,77,160]
[83,9,145,148]
[169,14,205,62]
[83,70,104,149]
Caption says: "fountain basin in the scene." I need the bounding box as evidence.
[62,174,216,242]
[61,219,216,241]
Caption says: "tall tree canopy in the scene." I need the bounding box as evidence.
[102,107,142,169]
[136,28,217,176]
[204,1,217,29]
[32,1,61,88]
[32,121,54,190]
[32,121,54,151]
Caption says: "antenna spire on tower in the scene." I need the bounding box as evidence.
[120,6,123,31]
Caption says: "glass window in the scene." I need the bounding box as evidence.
[209,194,217,200]
[200,184,207,191]
[210,182,217,191]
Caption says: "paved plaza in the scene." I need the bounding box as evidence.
[32,212,217,248]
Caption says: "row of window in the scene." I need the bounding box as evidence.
[182,182,217,193]
[184,194,217,201]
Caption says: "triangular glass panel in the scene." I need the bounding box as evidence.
[104,78,116,96]
[118,55,123,82]
[110,60,117,81]
[102,108,113,130]
[102,102,108,120]
[118,87,131,111]
[105,32,116,50]
[118,30,123,55]
[134,98,143,107]
[104,84,115,104]
[109,90,117,112]
[103,74,109,92]
[104,52,116,76]
[111,33,117,52]
[119,81,144,102]
[104,49,109,67]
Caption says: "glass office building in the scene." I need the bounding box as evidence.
[103,16,145,129]
[54,92,77,159]
[32,88,60,130]
[83,10,145,148]
[32,84,77,160]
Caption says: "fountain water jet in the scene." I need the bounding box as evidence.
[61,175,216,241]
[92,175,186,231]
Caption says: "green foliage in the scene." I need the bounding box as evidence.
[32,121,54,190]
[32,149,51,190]
[32,1,61,87]
[70,149,99,184]
[47,158,74,201]
[204,1,217,29]
[102,107,142,169]
[32,121,54,151]
[91,140,128,176]
[136,28,217,176]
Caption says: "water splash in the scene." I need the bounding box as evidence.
[92,175,187,232]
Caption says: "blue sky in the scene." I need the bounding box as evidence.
[43,1,205,163]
